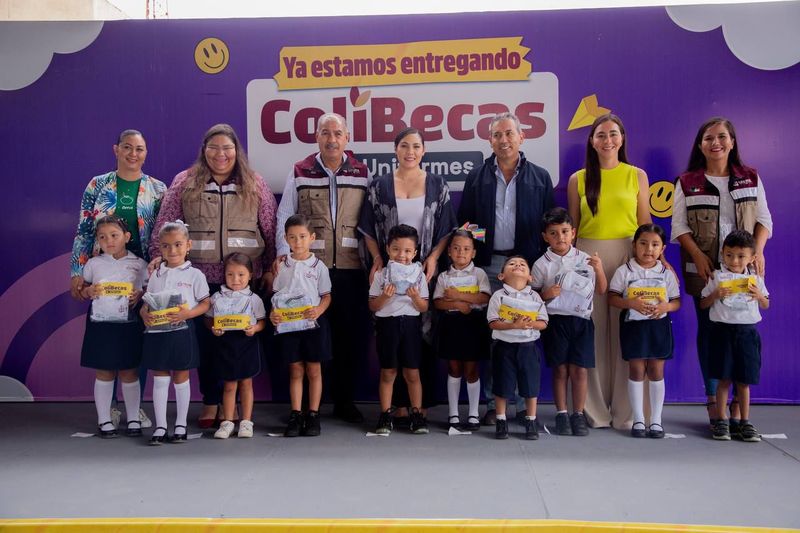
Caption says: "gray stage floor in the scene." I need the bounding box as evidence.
[0,402,798,529]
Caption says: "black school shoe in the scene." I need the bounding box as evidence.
[738,421,761,442]
[409,408,429,434]
[495,418,509,440]
[149,427,168,446]
[97,421,118,439]
[523,418,539,440]
[302,411,321,437]
[631,421,647,438]
[284,410,303,438]
[555,413,572,435]
[375,410,393,435]
[168,425,187,443]
[125,420,142,437]
[570,412,590,437]
[464,416,480,432]
[647,423,665,439]
[712,420,731,441]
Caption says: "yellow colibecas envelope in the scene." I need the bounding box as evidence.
[149,304,189,326]
[719,276,755,294]
[628,287,666,303]
[213,314,251,330]
[276,306,312,322]
[498,304,538,322]
[453,285,479,294]
[98,281,133,296]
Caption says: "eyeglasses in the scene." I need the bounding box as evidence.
[205,144,236,154]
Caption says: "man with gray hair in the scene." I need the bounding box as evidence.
[275,113,370,424]
[458,112,555,426]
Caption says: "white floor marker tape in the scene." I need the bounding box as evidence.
[267,432,284,437]
[187,433,202,440]
[365,432,389,437]
[762,433,788,439]
[448,427,471,436]
[71,432,95,438]
[665,433,686,439]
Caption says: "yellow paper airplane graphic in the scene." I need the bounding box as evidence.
[567,95,611,131]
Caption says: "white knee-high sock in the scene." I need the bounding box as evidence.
[94,379,115,425]
[447,375,461,417]
[152,376,171,436]
[627,379,645,425]
[121,380,141,426]
[649,379,665,426]
[467,379,481,418]
[174,380,191,435]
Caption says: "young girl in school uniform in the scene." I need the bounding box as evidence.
[207,253,266,440]
[140,220,210,445]
[80,215,148,438]
[608,224,680,439]
[433,229,492,431]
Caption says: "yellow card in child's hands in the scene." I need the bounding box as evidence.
[275,306,312,322]
[453,285,479,294]
[213,314,251,330]
[628,287,666,303]
[719,276,755,294]
[98,281,133,296]
[498,304,538,322]
[149,304,189,326]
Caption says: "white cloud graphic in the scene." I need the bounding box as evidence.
[0,21,103,91]
[667,2,800,71]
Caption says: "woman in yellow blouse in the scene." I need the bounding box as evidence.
[567,114,651,430]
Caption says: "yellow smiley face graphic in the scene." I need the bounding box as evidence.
[194,38,229,74]
[649,180,674,218]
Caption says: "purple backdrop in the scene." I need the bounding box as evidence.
[1,5,797,402]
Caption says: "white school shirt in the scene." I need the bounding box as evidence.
[532,246,595,319]
[433,262,492,311]
[486,284,548,343]
[272,253,332,307]
[700,266,768,324]
[83,251,149,289]
[205,286,267,323]
[145,261,210,310]
[608,260,680,320]
[369,262,428,317]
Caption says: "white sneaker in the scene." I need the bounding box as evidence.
[110,407,122,429]
[214,420,235,439]
[238,420,254,438]
[138,408,153,428]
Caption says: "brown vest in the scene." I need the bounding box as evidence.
[181,179,264,265]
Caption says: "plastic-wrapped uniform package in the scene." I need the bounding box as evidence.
[143,290,188,332]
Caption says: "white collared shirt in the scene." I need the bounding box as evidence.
[701,266,768,324]
[487,283,548,343]
[205,285,267,322]
[272,253,332,307]
[369,262,428,317]
[609,260,680,320]
[532,246,596,319]
[83,251,148,289]
[433,262,492,311]
[145,261,210,309]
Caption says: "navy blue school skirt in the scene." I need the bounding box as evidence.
[142,320,200,371]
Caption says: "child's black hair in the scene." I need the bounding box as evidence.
[541,206,573,229]
[95,215,129,234]
[501,254,529,270]
[447,228,476,247]
[633,223,667,245]
[387,224,419,247]
[223,252,254,275]
[722,229,756,251]
[284,213,312,233]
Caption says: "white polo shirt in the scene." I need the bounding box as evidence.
[272,253,332,307]
[206,286,267,325]
[369,262,428,317]
[433,262,492,311]
[84,252,148,321]
[146,261,210,310]
[609,260,680,320]
[487,284,548,343]
[701,266,768,324]
[532,246,596,319]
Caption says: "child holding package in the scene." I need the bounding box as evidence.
[207,253,266,439]
[608,224,680,439]
[487,255,548,440]
[532,207,607,437]
[140,220,210,445]
[700,230,769,442]
[270,214,332,437]
[79,215,148,438]
[433,228,491,431]
[369,224,429,436]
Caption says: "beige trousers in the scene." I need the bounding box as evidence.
[577,237,641,430]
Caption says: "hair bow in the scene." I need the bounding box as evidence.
[460,222,486,242]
